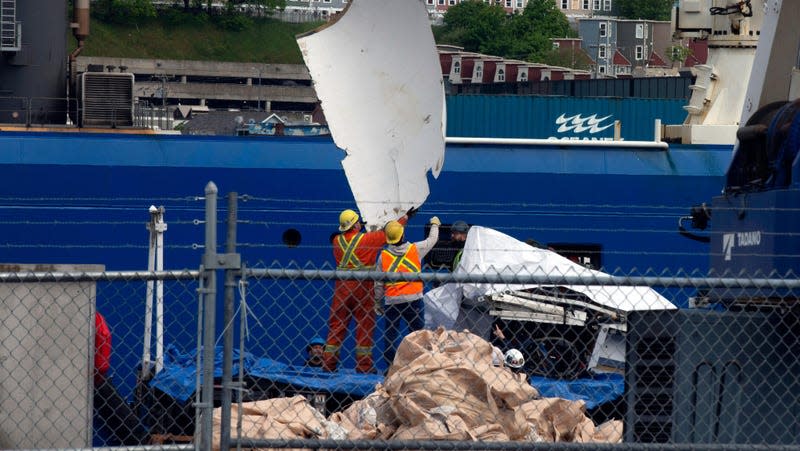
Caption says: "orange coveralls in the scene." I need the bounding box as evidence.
[323,217,406,373]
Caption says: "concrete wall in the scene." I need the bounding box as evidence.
[76,56,318,108]
[77,57,311,80]
[0,264,103,449]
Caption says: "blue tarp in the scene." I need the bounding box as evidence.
[149,345,381,403]
[148,345,254,402]
[248,358,383,398]
[151,346,623,408]
[529,372,624,410]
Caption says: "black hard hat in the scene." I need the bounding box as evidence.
[451,220,469,233]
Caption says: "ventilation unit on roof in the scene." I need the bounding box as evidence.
[79,72,134,127]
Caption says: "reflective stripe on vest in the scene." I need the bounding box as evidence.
[336,233,371,270]
[381,244,423,297]
[355,345,372,356]
[453,249,463,270]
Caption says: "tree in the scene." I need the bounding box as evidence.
[666,44,693,67]
[616,0,674,21]
[520,0,574,40]
[438,1,509,54]
[93,0,156,24]
[507,0,575,61]
[540,45,594,71]
[437,0,574,63]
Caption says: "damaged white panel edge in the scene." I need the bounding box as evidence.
[297,0,446,228]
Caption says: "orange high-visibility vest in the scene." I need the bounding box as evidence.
[380,244,423,297]
[336,233,374,270]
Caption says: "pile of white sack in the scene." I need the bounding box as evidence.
[212,328,622,449]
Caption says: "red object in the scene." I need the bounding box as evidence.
[95,312,111,384]
[323,279,377,373]
[324,217,407,373]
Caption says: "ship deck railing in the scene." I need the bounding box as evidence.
[0,96,171,130]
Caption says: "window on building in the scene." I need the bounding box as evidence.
[427,0,434,4]
[598,45,607,59]
[453,61,461,74]
[553,42,560,49]
[475,64,483,79]
[599,22,607,37]
[636,23,644,39]
[635,45,644,60]
[497,68,505,81]
[603,0,611,10]
[593,0,600,10]
[438,0,444,5]
[598,65,606,74]
[449,0,456,5]
[506,0,512,7]
[561,0,568,8]
[582,0,590,9]
[519,70,528,81]
[517,1,524,7]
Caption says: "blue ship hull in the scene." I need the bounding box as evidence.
[0,130,731,398]
[0,131,729,273]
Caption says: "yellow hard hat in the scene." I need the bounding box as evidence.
[385,220,404,244]
[339,209,359,232]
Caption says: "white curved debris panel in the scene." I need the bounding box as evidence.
[456,226,676,312]
[297,0,446,228]
[424,227,676,330]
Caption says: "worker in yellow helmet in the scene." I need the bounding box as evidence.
[375,216,440,370]
[323,207,414,373]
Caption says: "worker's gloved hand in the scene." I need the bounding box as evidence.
[429,216,441,226]
[374,301,384,316]
[406,206,418,219]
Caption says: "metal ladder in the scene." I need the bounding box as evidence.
[1,0,20,52]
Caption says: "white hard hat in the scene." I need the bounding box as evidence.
[504,348,524,369]
[491,346,504,366]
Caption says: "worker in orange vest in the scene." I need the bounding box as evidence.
[323,208,412,373]
[375,216,440,368]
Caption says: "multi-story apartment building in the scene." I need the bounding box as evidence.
[556,0,613,17]
[282,0,349,18]
[261,0,534,24]
[425,0,530,24]
[578,18,673,78]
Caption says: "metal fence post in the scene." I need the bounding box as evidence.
[220,192,238,451]
[200,181,218,451]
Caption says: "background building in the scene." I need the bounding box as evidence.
[578,18,674,78]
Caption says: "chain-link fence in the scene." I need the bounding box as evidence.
[232,266,800,450]
[1,183,799,450]
[0,269,200,449]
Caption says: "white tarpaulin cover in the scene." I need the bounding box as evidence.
[425,226,675,329]
[297,0,446,228]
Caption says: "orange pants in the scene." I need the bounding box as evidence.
[323,280,375,373]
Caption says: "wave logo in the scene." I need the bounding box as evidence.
[555,113,614,134]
